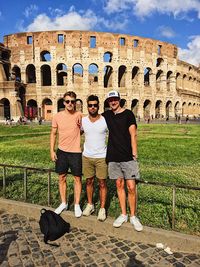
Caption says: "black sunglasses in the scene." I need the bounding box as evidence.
[64,100,76,104]
[88,104,99,108]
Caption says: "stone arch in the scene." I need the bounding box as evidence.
[72,63,83,84]
[182,102,187,116]
[41,65,51,86]
[143,99,151,119]
[156,58,164,67]
[166,100,172,118]
[176,72,181,88]
[57,63,67,86]
[12,65,21,81]
[118,65,126,87]
[183,74,187,89]
[76,99,83,112]
[0,98,10,119]
[156,70,163,91]
[26,99,38,119]
[104,65,113,88]
[40,50,51,62]
[174,101,180,117]
[131,99,139,117]
[144,68,152,86]
[88,63,98,85]
[167,71,173,91]
[42,98,52,120]
[26,64,36,83]
[57,98,65,112]
[103,52,112,62]
[155,100,162,118]
[132,66,139,85]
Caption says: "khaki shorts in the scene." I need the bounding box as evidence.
[83,156,108,179]
[108,160,140,180]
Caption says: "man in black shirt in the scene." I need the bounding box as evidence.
[102,90,143,231]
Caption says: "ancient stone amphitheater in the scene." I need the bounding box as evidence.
[0,30,199,121]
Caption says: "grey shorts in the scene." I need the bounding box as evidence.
[108,160,140,180]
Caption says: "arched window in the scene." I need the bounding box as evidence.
[72,63,83,84]
[41,65,51,86]
[26,64,36,83]
[131,99,139,116]
[57,63,67,85]
[103,52,112,62]
[104,66,113,88]
[88,64,98,84]
[118,65,126,87]
[40,51,51,62]
[144,68,151,86]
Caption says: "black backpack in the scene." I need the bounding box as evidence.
[39,208,70,244]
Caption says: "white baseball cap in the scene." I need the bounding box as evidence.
[107,90,120,100]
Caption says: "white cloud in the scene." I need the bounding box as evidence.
[157,26,176,38]
[104,0,200,19]
[23,4,38,18]
[178,35,200,66]
[20,7,127,32]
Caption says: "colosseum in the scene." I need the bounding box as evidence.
[0,30,199,121]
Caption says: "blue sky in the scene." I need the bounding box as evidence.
[0,0,200,66]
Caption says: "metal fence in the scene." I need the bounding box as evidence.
[0,163,200,230]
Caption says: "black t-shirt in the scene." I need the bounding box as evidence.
[102,109,137,163]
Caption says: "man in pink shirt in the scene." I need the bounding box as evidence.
[50,91,82,217]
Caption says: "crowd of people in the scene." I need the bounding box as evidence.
[50,90,143,232]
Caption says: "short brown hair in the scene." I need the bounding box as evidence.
[63,91,76,99]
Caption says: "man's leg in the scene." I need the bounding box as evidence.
[116,178,126,215]
[74,176,82,204]
[126,179,143,231]
[55,173,67,214]
[113,178,128,227]
[126,179,136,216]
[86,177,94,204]
[74,175,82,218]
[98,179,107,208]
[97,179,107,221]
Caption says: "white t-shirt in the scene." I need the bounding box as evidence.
[82,115,107,158]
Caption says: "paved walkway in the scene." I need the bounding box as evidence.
[0,209,200,267]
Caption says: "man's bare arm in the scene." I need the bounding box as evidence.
[50,127,58,161]
[129,124,138,160]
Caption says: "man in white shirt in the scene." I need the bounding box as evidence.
[82,95,108,221]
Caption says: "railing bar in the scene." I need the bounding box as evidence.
[172,186,176,230]
[3,166,6,197]
[48,171,51,206]
[24,168,27,201]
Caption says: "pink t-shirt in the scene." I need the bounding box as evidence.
[52,110,81,153]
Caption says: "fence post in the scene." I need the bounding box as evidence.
[48,171,51,206]
[24,168,27,201]
[172,186,176,230]
[3,166,6,197]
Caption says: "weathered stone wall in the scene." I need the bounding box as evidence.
[0,30,199,120]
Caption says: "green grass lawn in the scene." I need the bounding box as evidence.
[0,123,199,235]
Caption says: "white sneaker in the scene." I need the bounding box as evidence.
[97,208,106,221]
[74,204,82,218]
[54,202,68,215]
[82,203,94,216]
[113,214,128,227]
[130,216,143,231]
